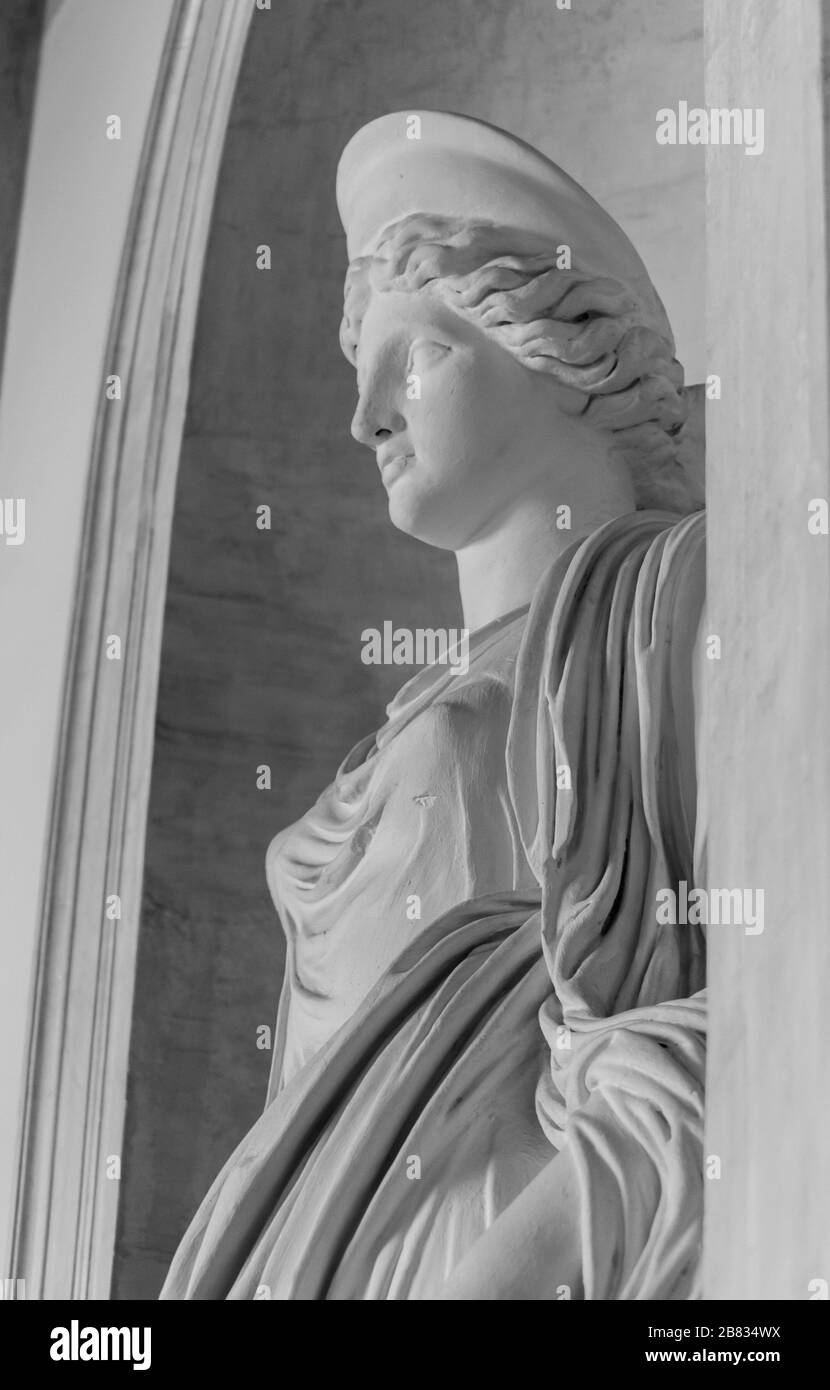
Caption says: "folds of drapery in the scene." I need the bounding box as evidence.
[509,508,707,1298]
[160,508,707,1300]
[160,894,552,1299]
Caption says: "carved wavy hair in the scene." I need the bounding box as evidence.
[340,214,702,513]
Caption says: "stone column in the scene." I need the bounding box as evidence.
[0,0,253,1299]
[703,0,830,1300]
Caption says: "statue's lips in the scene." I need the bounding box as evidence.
[378,454,414,485]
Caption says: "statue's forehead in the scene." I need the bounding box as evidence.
[357,281,449,328]
[348,283,473,369]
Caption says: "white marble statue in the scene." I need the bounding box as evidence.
[161,111,707,1301]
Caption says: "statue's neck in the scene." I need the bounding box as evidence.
[455,493,635,633]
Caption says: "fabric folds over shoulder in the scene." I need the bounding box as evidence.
[507,508,707,1298]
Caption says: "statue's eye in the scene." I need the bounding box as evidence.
[407,339,451,373]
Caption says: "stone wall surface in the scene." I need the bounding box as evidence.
[0,1,45,376]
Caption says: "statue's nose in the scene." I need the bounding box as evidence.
[350,397,402,448]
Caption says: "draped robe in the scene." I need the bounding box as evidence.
[160,508,707,1301]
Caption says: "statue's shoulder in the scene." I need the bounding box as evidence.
[518,508,707,698]
[529,507,705,625]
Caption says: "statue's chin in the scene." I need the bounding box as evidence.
[386,481,469,551]
[387,502,459,552]
[386,488,427,540]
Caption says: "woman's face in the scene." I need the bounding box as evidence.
[350,286,588,550]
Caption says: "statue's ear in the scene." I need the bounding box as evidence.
[676,381,706,506]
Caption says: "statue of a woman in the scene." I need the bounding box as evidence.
[161,111,707,1302]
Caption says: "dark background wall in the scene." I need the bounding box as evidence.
[113,0,703,1298]
[0,0,45,377]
